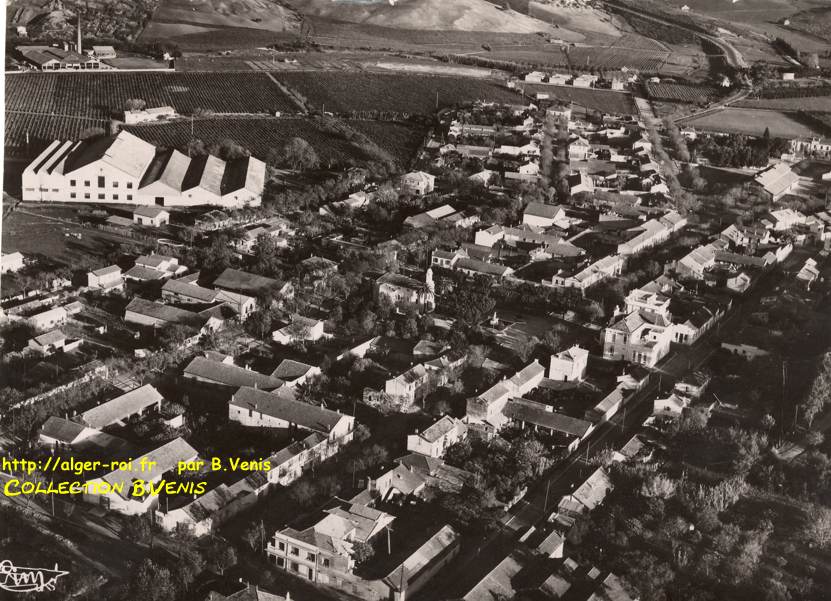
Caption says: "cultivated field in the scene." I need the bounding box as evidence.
[5,113,110,158]
[787,7,831,43]
[275,72,520,114]
[516,84,638,115]
[566,46,668,72]
[5,72,299,119]
[125,117,425,166]
[684,108,822,138]
[646,82,718,104]
[735,97,831,112]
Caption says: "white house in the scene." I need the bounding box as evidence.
[376,270,434,311]
[549,346,589,382]
[82,437,198,515]
[406,416,468,458]
[603,311,673,367]
[28,306,68,330]
[133,206,170,227]
[523,203,568,228]
[401,171,436,195]
[87,265,124,293]
[272,315,326,345]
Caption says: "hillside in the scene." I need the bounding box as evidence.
[286,0,558,33]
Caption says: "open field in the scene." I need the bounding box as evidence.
[5,72,298,119]
[684,108,822,138]
[515,84,638,115]
[125,116,425,166]
[1,205,135,266]
[148,0,298,32]
[734,96,831,112]
[662,0,803,24]
[275,72,519,114]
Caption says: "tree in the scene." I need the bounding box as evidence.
[806,430,825,448]
[205,539,237,575]
[123,514,153,544]
[352,541,375,564]
[243,521,266,551]
[129,559,175,601]
[124,98,146,111]
[281,137,320,171]
[289,480,316,506]
[157,323,197,351]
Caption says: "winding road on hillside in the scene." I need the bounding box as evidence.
[605,2,753,124]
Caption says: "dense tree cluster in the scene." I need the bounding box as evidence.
[691,131,789,168]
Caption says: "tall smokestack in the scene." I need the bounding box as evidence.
[76,12,82,54]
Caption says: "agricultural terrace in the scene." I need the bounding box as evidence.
[4,72,299,119]
[274,72,519,114]
[5,113,110,158]
[515,84,638,115]
[683,108,823,139]
[646,82,718,104]
[125,117,425,167]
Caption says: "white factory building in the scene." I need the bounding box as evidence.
[22,131,265,208]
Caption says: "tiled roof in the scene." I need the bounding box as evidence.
[81,384,163,429]
[230,386,346,434]
[184,357,284,390]
[40,416,87,444]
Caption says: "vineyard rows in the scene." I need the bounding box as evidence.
[5,72,298,119]
[124,117,425,167]
[566,47,668,72]
[646,82,717,104]
[274,72,520,114]
[5,112,110,157]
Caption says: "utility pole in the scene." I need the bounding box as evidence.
[543,479,551,513]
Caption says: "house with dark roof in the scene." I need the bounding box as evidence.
[124,297,204,329]
[213,268,286,298]
[39,416,99,448]
[183,356,285,391]
[205,583,288,601]
[229,386,355,441]
[504,398,594,451]
[271,359,321,388]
